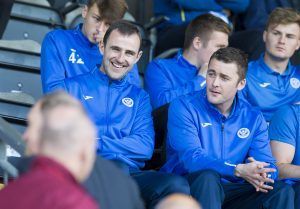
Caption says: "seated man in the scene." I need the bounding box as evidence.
[64,20,190,208]
[13,91,145,209]
[41,0,140,93]
[269,102,300,209]
[161,47,294,209]
[240,7,300,121]
[0,92,98,209]
[145,14,230,109]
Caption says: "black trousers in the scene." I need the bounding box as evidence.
[293,182,300,209]
[112,160,190,209]
[185,170,295,209]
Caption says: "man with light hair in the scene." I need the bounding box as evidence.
[0,91,98,209]
[240,7,300,121]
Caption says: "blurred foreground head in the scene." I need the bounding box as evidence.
[155,194,201,209]
[23,91,97,182]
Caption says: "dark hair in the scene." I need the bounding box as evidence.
[266,7,300,31]
[87,0,128,24]
[209,47,248,81]
[103,20,142,50]
[183,13,231,50]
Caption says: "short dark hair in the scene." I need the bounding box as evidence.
[209,47,248,81]
[183,13,231,50]
[103,20,142,50]
[87,0,128,24]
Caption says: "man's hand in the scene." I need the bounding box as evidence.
[234,157,276,193]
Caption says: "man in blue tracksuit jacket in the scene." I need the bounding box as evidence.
[269,103,300,208]
[41,0,140,94]
[240,8,300,122]
[153,0,249,55]
[144,14,230,109]
[64,20,190,209]
[161,47,294,209]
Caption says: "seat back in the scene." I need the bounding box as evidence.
[144,103,170,170]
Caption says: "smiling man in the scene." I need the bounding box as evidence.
[161,47,294,209]
[63,20,190,209]
[240,8,300,121]
[41,0,140,93]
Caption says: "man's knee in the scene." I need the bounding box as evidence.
[273,181,294,196]
[159,173,190,195]
[293,182,300,194]
[187,170,221,186]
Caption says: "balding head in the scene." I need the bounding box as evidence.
[23,91,96,182]
[155,194,201,209]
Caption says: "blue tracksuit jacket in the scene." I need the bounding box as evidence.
[41,24,140,93]
[161,90,278,182]
[144,50,205,109]
[64,66,154,169]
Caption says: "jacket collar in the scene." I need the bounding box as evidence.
[92,65,128,87]
[259,54,293,76]
[203,90,240,120]
[175,49,199,72]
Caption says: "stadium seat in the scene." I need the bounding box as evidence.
[2,1,65,44]
[0,41,42,102]
[144,103,170,170]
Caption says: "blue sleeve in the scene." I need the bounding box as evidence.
[127,64,141,87]
[172,0,249,13]
[167,98,236,177]
[99,92,154,163]
[269,106,297,147]
[40,32,66,94]
[144,60,205,109]
[216,0,250,13]
[248,113,278,180]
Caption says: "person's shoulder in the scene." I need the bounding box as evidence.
[247,59,260,72]
[172,90,205,111]
[65,71,93,84]
[274,104,298,119]
[45,28,73,40]
[147,56,177,72]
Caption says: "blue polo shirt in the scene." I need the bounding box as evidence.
[144,50,206,109]
[269,104,300,183]
[240,55,300,121]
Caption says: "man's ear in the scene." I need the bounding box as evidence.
[237,78,246,91]
[99,42,104,54]
[82,5,88,19]
[263,30,267,44]
[134,51,143,64]
[192,36,203,50]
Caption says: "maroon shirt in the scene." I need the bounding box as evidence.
[0,156,98,209]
